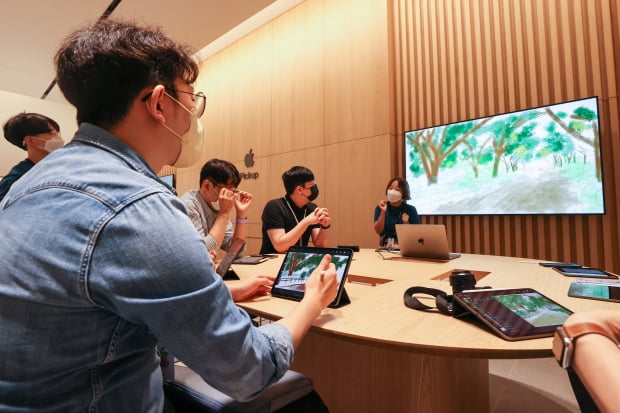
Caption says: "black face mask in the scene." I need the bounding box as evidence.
[307,185,319,202]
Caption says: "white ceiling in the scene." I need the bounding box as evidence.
[0,0,303,103]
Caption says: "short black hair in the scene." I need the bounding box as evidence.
[3,113,60,149]
[54,19,199,129]
[199,159,241,187]
[282,166,314,195]
[386,177,411,201]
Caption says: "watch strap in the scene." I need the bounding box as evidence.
[562,322,619,345]
[554,322,619,369]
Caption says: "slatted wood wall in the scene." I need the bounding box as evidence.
[391,0,620,272]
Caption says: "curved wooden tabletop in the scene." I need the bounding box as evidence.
[230,249,619,359]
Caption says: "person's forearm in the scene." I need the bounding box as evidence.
[208,213,230,249]
[374,212,385,234]
[276,299,323,348]
[231,218,247,243]
[269,223,310,253]
[571,333,620,413]
[312,227,328,247]
[565,310,620,413]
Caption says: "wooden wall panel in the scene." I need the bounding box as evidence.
[323,0,391,143]
[271,1,325,154]
[229,27,273,163]
[324,134,394,247]
[392,0,620,272]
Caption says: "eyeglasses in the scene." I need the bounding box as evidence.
[168,89,206,118]
[209,180,237,191]
[141,88,206,118]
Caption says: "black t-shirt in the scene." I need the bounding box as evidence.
[260,195,319,254]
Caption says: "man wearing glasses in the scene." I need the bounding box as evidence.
[0,112,63,203]
[0,19,338,412]
[181,158,253,255]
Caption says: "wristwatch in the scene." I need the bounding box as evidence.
[552,322,619,368]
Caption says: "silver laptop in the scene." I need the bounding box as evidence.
[395,224,460,260]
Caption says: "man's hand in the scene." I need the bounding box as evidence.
[303,207,330,227]
[302,254,338,309]
[217,188,236,215]
[234,190,253,217]
[229,274,275,302]
[208,249,217,263]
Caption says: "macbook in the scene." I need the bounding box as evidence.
[395,224,461,260]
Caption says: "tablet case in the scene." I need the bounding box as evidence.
[453,288,573,341]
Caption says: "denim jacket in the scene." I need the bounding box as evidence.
[0,123,293,412]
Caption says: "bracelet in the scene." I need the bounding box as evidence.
[320,223,331,229]
[236,217,248,224]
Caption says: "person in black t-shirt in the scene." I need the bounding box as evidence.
[260,166,330,254]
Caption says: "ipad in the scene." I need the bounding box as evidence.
[453,288,573,341]
[568,282,620,303]
[233,256,269,265]
[271,246,353,308]
[538,262,581,268]
[552,266,617,279]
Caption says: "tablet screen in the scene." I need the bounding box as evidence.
[568,282,620,303]
[454,288,572,340]
[271,246,353,307]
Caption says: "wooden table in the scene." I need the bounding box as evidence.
[230,250,618,413]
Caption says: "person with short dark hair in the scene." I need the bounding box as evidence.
[182,158,252,253]
[0,112,63,202]
[0,19,338,412]
[373,177,420,246]
[260,165,331,254]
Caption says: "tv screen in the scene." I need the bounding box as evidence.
[404,96,604,215]
[159,174,175,189]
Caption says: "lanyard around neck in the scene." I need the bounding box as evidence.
[283,197,307,246]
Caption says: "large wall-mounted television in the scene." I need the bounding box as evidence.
[404,96,604,215]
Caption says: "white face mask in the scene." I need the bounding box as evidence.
[204,181,221,211]
[386,189,402,203]
[209,188,220,211]
[158,92,204,168]
[42,136,65,153]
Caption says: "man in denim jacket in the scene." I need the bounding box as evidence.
[0,19,338,412]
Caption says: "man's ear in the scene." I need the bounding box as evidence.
[144,85,167,123]
[200,179,211,191]
[22,136,37,149]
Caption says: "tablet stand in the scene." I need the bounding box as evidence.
[222,269,240,281]
[329,288,351,308]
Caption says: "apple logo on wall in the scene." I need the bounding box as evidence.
[244,148,254,168]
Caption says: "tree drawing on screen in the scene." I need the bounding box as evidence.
[404,97,603,214]
[494,293,571,327]
[279,252,348,290]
